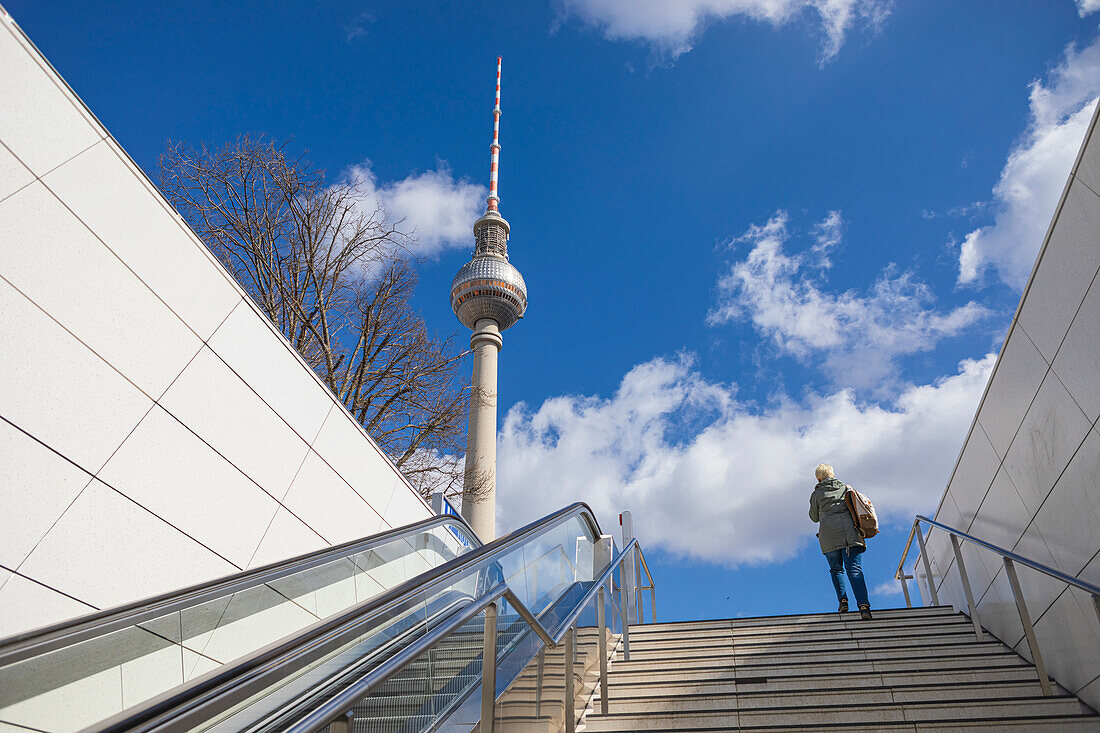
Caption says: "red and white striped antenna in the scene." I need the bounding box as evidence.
[486,56,502,213]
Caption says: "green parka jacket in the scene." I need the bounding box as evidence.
[809,477,865,554]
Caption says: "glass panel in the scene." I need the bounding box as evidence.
[0,519,472,732]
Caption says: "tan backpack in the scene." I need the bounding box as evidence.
[844,486,879,539]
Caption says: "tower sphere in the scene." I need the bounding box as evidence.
[450,214,528,331]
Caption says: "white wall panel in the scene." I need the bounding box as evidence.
[311,409,401,512]
[1030,586,1100,694]
[1033,427,1100,577]
[1001,370,1090,515]
[247,508,326,570]
[1011,522,1066,622]
[1051,275,1100,423]
[206,304,333,443]
[384,482,435,530]
[281,451,385,546]
[974,326,1048,460]
[0,419,91,570]
[159,346,311,502]
[41,139,242,341]
[944,426,999,532]
[974,566,1025,650]
[0,141,33,202]
[969,468,1029,556]
[0,182,203,400]
[0,574,96,637]
[16,481,236,610]
[0,21,102,177]
[97,406,282,569]
[1017,181,1100,363]
[0,278,152,474]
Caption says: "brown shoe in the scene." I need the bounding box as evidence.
[838,599,849,613]
[858,604,873,620]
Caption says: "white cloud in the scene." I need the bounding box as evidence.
[1078,0,1100,17]
[871,580,903,598]
[344,162,486,258]
[958,38,1100,288]
[709,211,988,389]
[557,0,890,64]
[496,351,994,566]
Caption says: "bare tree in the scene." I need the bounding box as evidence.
[158,135,468,497]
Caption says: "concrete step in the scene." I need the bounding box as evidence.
[624,631,998,660]
[599,654,1030,685]
[583,696,1092,730]
[579,718,1100,732]
[629,608,961,640]
[591,681,1074,714]
[611,642,1015,673]
[599,666,1058,697]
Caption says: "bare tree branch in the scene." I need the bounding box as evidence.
[159,135,469,498]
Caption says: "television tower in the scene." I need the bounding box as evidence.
[450,57,528,541]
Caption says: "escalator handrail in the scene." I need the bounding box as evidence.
[284,539,642,733]
[0,513,480,668]
[86,502,604,733]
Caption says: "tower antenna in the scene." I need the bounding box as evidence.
[487,56,502,213]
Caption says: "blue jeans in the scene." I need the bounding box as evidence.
[825,546,869,608]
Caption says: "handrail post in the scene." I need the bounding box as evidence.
[650,583,657,624]
[899,574,912,608]
[915,523,940,606]
[1093,593,1100,629]
[635,548,644,623]
[597,589,609,714]
[1004,558,1052,696]
[535,648,544,719]
[329,710,354,733]
[619,562,631,661]
[480,601,499,733]
[564,624,576,733]
[950,535,983,641]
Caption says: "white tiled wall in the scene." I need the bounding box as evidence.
[0,11,431,639]
[919,100,1100,709]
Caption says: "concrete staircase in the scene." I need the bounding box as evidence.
[582,605,1099,732]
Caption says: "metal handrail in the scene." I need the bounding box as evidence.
[896,513,1100,698]
[296,539,644,733]
[0,512,480,668]
[87,502,606,733]
[896,515,1100,596]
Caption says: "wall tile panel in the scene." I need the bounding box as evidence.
[0,22,102,177]
[0,279,152,474]
[1032,427,1100,577]
[974,327,1048,460]
[1011,522,1067,622]
[969,468,1030,557]
[0,419,92,570]
[974,565,1025,650]
[159,347,310,502]
[280,451,385,546]
[1051,274,1100,424]
[311,410,401,513]
[247,508,326,569]
[97,406,282,569]
[944,426,999,532]
[1001,370,1090,516]
[0,573,96,638]
[42,140,242,341]
[383,482,433,530]
[0,142,33,202]
[0,182,202,399]
[16,481,236,610]
[206,304,333,444]
[1030,586,1100,694]
[1017,180,1100,363]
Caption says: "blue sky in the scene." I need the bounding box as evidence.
[10,0,1100,620]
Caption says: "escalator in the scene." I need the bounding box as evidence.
[0,503,651,733]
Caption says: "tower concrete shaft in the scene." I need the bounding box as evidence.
[449,57,527,541]
[460,320,501,539]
